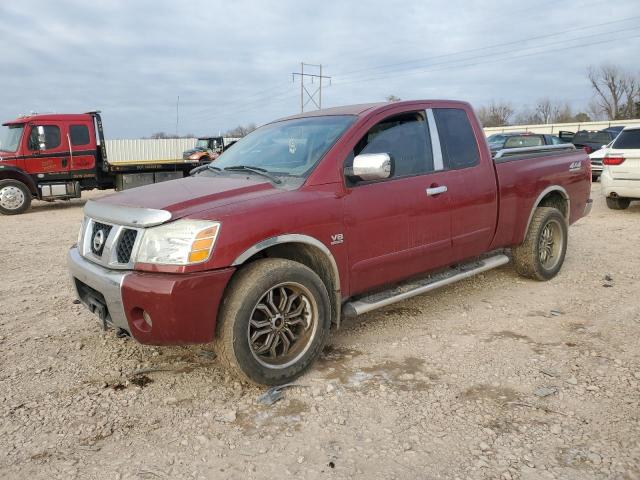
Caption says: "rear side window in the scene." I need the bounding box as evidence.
[352,111,434,178]
[612,129,640,149]
[70,125,90,146]
[28,125,60,151]
[433,108,479,169]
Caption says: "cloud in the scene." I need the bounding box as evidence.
[0,0,637,137]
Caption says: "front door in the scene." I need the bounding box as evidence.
[24,122,70,178]
[344,110,452,295]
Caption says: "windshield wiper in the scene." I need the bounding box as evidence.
[189,164,221,175]
[224,165,282,184]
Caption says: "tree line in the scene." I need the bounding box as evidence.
[478,64,639,127]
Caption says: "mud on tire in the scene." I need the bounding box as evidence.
[214,258,331,385]
[512,206,568,281]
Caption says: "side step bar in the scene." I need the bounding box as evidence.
[342,254,509,317]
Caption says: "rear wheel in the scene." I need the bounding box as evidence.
[0,180,31,215]
[513,207,568,281]
[214,258,331,385]
[606,197,630,210]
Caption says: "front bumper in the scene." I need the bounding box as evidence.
[68,247,235,345]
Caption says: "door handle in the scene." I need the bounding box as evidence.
[426,185,447,196]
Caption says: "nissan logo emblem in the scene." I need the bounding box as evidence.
[93,230,105,252]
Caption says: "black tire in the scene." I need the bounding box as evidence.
[591,174,600,182]
[512,207,568,281]
[214,258,331,385]
[0,179,31,215]
[606,197,630,210]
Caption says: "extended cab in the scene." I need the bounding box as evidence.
[68,100,592,385]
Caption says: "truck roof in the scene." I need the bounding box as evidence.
[274,100,470,123]
[3,112,93,126]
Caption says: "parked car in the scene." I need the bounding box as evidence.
[589,143,613,181]
[602,125,625,137]
[601,126,640,209]
[68,100,592,385]
[571,129,618,154]
[486,132,567,156]
[182,136,238,163]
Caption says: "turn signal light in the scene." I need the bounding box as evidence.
[188,225,220,263]
[603,156,625,166]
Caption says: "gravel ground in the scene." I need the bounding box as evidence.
[1,184,639,480]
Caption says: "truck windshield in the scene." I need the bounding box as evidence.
[0,124,24,152]
[212,115,356,178]
[195,139,209,149]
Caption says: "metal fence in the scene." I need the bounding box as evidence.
[483,119,640,136]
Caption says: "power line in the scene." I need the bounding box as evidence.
[331,26,640,88]
[334,15,640,80]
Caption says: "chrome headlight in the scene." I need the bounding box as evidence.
[135,219,220,265]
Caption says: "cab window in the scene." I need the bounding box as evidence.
[28,125,61,151]
[348,111,434,180]
[69,125,91,146]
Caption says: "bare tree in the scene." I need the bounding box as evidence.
[476,101,514,127]
[587,64,640,119]
[386,95,401,102]
[149,132,195,139]
[224,123,257,137]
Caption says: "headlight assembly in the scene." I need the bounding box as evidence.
[135,219,220,265]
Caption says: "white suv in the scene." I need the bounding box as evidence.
[601,126,640,210]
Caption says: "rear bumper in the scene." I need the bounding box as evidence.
[601,171,640,199]
[68,247,235,345]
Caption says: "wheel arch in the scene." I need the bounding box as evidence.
[0,168,37,195]
[232,234,342,328]
[524,186,570,238]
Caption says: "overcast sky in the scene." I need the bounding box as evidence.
[1,0,638,138]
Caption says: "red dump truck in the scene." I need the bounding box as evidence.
[68,100,592,385]
[0,112,202,215]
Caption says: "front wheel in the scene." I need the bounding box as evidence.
[214,258,331,385]
[512,207,568,281]
[0,180,31,215]
[606,197,630,210]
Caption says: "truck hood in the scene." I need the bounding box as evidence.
[97,174,283,220]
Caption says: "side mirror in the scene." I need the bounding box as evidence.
[36,126,46,149]
[346,153,393,181]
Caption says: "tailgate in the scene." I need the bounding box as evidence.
[608,151,640,180]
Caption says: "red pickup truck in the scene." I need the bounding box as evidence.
[68,100,592,385]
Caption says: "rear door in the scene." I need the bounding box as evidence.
[67,121,97,173]
[24,122,70,176]
[429,107,498,262]
[344,110,452,295]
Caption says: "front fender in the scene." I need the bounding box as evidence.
[0,165,37,194]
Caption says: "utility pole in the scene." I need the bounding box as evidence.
[292,63,331,113]
[175,95,180,137]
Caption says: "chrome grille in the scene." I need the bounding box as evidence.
[80,217,142,269]
[91,222,112,256]
[116,229,138,264]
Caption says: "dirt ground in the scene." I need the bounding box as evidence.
[1,184,639,480]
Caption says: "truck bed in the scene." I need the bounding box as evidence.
[490,146,591,249]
